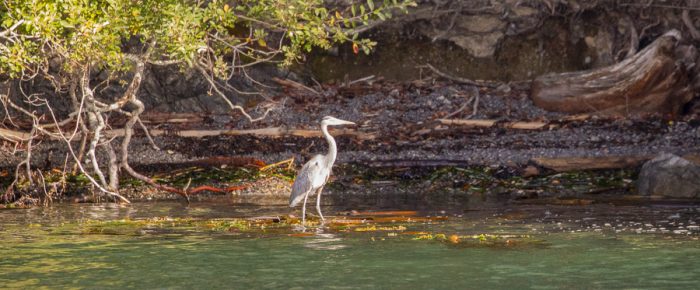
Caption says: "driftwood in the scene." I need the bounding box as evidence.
[272,77,319,95]
[181,156,266,167]
[532,156,652,172]
[106,127,377,140]
[139,113,204,124]
[364,159,473,168]
[532,154,700,172]
[0,128,30,142]
[438,118,549,130]
[531,30,694,116]
[0,126,376,143]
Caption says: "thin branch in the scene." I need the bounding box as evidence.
[422,63,498,88]
[682,9,700,40]
[346,75,376,86]
[625,16,639,58]
[195,64,274,122]
[137,118,160,150]
[431,3,461,42]
[272,77,319,94]
[443,90,479,119]
[0,19,25,38]
[233,14,285,31]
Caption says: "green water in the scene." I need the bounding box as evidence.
[1,202,699,289]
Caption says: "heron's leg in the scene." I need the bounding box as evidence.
[315,187,326,222]
[302,191,310,227]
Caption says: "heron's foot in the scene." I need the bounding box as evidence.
[314,226,326,234]
[292,224,307,232]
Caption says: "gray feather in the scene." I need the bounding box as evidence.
[289,155,325,207]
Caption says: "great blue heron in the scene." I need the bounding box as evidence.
[289,116,355,227]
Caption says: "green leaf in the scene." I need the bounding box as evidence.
[377,11,385,21]
[2,18,14,28]
[59,20,74,28]
[368,0,375,11]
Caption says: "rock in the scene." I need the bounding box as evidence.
[416,6,513,58]
[637,153,700,198]
[456,15,506,33]
[449,31,504,58]
[522,165,540,177]
[512,8,536,17]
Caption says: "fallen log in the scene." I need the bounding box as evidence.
[363,159,473,168]
[349,210,419,216]
[531,30,694,116]
[184,156,266,168]
[532,154,700,172]
[532,156,652,172]
[107,127,377,140]
[139,113,204,124]
[438,118,549,130]
[439,119,496,127]
[272,77,319,95]
[0,126,377,143]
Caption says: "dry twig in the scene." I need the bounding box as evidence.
[422,63,498,88]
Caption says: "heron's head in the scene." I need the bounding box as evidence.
[321,116,356,126]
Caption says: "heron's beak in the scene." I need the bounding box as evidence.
[332,118,355,126]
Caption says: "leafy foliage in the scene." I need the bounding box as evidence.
[0,0,416,77]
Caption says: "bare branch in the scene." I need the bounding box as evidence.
[137,118,160,150]
[444,87,480,119]
[625,16,639,59]
[0,19,25,38]
[195,64,275,122]
[422,63,499,88]
[682,10,700,40]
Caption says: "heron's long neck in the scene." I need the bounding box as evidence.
[321,123,337,167]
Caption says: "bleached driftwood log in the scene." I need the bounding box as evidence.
[531,30,694,116]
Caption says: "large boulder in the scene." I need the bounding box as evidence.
[637,153,700,198]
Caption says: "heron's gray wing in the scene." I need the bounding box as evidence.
[289,155,324,207]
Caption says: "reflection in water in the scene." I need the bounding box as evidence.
[304,231,348,251]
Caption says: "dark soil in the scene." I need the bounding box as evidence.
[140,80,700,168]
[4,79,700,170]
[2,79,699,204]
